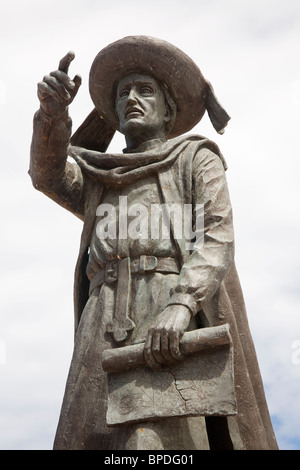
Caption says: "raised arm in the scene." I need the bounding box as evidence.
[29,52,85,219]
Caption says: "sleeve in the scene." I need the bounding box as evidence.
[166,147,235,315]
[29,108,86,220]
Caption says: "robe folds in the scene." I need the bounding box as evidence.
[30,109,278,450]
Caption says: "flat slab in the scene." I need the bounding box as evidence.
[105,330,236,425]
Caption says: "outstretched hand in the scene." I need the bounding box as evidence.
[144,304,192,370]
[37,51,82,118]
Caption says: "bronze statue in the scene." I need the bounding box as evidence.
[30,36,278,450]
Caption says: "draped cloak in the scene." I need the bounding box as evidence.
[29,109,278,450]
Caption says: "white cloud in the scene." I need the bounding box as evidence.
[1,0,300,450]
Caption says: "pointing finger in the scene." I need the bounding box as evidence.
[58,51,75,74]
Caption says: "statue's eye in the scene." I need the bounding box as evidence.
[119,89,129,98]
[140,86,153,95]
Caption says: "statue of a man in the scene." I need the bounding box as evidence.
[30,36,278,450]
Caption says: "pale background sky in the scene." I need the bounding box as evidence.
[0,0,300,450]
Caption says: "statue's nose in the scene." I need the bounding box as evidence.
[127,88,138,104]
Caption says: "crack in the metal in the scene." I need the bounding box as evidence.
[169,370,188,410]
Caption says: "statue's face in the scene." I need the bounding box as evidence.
[116,73,170,144]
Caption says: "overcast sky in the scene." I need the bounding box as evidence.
[1,0,300,450]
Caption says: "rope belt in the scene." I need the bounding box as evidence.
[89,255,180,343]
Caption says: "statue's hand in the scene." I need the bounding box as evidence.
[37,51,82,118]
[144,304,192,370]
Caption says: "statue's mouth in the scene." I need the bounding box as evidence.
[125,107,143,118]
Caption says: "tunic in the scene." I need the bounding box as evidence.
[59,174,209,449]
[87,176,180,346]
[29,108,278,450]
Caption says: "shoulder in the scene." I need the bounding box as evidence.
[193,145,226,173]
[183,136,229,189]
[167,133,227,169]
[168,134,228,173]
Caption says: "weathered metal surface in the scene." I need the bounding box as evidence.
[104,325,237,425]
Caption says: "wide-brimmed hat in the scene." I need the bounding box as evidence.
[71,36,230,149]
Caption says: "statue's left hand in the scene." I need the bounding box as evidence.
[144,305,192,370]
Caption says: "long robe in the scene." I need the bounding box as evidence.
[30,108,278,450]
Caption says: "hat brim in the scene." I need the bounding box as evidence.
[89,36,208,138]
